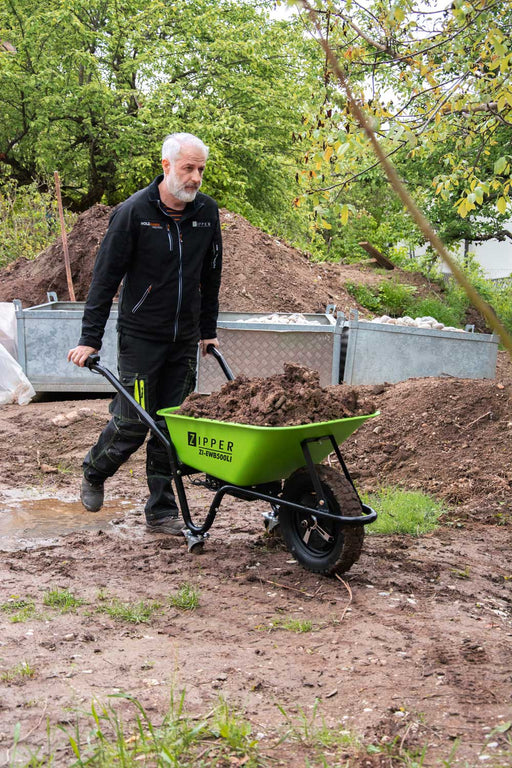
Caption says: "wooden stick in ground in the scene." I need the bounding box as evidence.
[53,170,76,301]
[334,574,353,621]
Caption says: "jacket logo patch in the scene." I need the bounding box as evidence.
[192,221,211,227]
[141,221,164,229]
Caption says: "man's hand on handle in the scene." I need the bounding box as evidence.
[199,338,219,357]
[68,345,98,367]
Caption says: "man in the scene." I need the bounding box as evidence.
[68,132,222,535]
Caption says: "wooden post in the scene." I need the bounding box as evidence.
[54,171,76,301]
[358,241,395,270]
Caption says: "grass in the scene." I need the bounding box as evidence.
[451,565,471,579]
[96,596,162,624]
[63,694,258,767]
[361,486,446,535]
[2,589,86,621]
[1,596,37,623]
[43,588,85,613]
[1,660,36,683]
[211,698,258,754]
[277,699,358,752]
[6,693,512,767]
[169,583,200,611]
[258,616,314,633]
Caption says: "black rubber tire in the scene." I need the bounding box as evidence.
[279,465,364,575]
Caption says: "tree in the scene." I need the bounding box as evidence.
[0,0,317,228]
[293,0,512,251]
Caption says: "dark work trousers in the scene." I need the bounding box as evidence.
[83,331,198,522]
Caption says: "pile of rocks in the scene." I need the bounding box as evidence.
[370,315,467,333]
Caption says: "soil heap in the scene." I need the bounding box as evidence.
[178,363,376,426]
[0,205,467,324]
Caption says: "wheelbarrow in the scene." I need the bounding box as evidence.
[85,348,378,576]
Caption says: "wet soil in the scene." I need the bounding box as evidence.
[0,352,511,766]
[179,363,377,426]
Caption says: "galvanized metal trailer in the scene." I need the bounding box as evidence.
[14,295,499,393]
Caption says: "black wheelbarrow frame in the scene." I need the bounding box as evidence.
[85,349,377,575]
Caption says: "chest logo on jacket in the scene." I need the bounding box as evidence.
[192,221,212,228]
[141,221,164,230]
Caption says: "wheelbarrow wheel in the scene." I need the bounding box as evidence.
[279,465,364,575]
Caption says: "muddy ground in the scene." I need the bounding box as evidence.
[0,208,511,766]
[0,352,511,767]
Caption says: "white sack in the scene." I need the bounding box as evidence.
[0,302,18,359]
[0,344,35,405]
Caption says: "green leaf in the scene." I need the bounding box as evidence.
[494,157,507,175]
[492,721,511,734]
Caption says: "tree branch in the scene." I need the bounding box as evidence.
[472,229,512,243]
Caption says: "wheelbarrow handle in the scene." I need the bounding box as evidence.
[83,354,170,448]
[206,344,235,381]
[84,353,101,370]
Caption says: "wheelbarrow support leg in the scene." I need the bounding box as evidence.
[182,529,209,552]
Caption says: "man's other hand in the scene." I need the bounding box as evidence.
[67,345,98,367]
[199,338,219,357]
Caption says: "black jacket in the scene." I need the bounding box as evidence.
[79,176,222,350]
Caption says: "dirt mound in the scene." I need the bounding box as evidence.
[342,357,512,520]
[179,363,376,426]
[0,205,450,319]
[0,204,111,307]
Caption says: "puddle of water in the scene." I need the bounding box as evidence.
[0,496,137,551]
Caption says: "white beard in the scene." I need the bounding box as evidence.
[165,167,200,203]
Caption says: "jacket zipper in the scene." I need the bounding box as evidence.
[173,221,183,341]
[132,284,152,313]
[212,240,220,269]
[159,202,202,341]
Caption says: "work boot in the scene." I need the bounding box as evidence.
[80,477,104,512]
[145,516,184,536]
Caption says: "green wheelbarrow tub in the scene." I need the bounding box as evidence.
[158,409,379,486]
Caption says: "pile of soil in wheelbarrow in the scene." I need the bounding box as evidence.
[178,363,377,426]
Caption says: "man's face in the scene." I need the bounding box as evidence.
[163,146,206,203]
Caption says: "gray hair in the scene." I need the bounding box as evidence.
[161,133,209,163]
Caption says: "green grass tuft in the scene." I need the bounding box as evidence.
[169,583,200,611]
[43,588,85,613]
[1,597,37,623]
[1,661,36,683]
[96,597,162,624]
[362,487,446,535]
[260,617,313,633]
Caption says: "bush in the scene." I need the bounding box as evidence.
[344,282,382,313]
[377,281,417,316]
[0,179,76,268]
[410,296,466,327]
[345,276,473,328]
